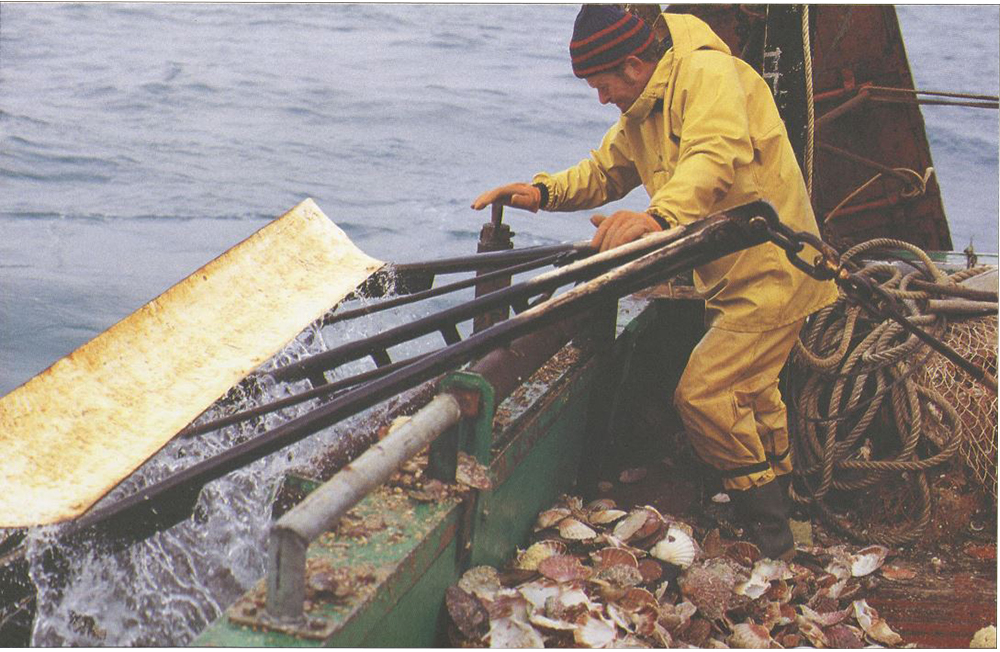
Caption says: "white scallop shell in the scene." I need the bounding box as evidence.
[849,545,890,577]
[650,526,696,568]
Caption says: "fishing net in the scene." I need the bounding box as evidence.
[917,314,998,502]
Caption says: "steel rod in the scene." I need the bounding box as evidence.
[392,242,588,276]
[177,353,433,439]
[271,233,685,384]
[321,250,580,327]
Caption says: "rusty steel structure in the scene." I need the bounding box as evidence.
[668,4,967,251]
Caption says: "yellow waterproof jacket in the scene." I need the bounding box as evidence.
[533,13,838,332]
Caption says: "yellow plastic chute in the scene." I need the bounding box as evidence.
[0,199,383,527]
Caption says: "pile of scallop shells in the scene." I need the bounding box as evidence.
[445,494,906,648]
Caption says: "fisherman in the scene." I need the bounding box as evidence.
[471,6,838,560]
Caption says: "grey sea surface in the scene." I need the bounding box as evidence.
[1,4,998,396]
[0,4,997,646]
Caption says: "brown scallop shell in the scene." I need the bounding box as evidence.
[538,554,592,582]
[726,541,762,567]
[591,547,639,570]
[637,559,664,583]
[617,586,659,612]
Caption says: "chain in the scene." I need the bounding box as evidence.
[761,223,998,393]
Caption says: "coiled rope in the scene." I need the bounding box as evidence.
[789,238,998,545]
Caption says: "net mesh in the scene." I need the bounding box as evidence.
[917,314,998,502]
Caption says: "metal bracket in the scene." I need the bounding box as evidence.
[430,371,497,564]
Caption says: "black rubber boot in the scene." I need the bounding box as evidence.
[731,480,795,561]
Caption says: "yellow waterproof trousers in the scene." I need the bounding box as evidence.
[674,319,804,490]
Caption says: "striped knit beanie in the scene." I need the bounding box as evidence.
[570,5,656,78]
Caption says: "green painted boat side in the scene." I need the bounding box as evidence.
[194,299,664,646]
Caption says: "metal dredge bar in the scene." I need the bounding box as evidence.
[64,201,777,544]
[391,242,587,276]
[322,248,586,327]
[271,232,686,384]
[177,352,433,439]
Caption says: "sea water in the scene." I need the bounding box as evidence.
[0,4,997,646]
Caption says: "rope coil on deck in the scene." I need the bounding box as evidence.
[789,238,998,545]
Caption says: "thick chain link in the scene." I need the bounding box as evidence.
[761,223,998,393]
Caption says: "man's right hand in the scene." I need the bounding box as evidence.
[471,183,541,213]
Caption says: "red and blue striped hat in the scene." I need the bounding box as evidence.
[570,5,656,78]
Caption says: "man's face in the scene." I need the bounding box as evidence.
[585,60,648,113]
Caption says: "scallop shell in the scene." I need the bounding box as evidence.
[795,614,830,647]
[534,507,571,531]
[515,539,567,571]
[558,517,597,541]
[573,613,618,648]
[657,600,697,632]
[586,498,618,511]
[487,616,545,648]
[445,585,490,641]
[612,509,650,541]
[725,541,761,567]
[650,526,697,568]
[798,603,850,627]
[727,622,773,649]
[613,507,664,543]
[852,599,903,646]
[617,586,658,612]
[849,544,889,577]
[636,558,664,583]
[591,547,639,570]
[517,579,561,613]
[677,559,744,621]
[880,563,917,581]
[588,508,628,525]
[758,600,795,630]
[825,624,865,649]
[455,451,491,490]
[594,563,644,588]
[538,554,592,582]
[458,565,501,600]
[527,611,577,632]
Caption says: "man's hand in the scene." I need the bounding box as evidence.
[590,210,664,252]
[471,183,542,213]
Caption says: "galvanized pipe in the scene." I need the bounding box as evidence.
[265,392,463,623]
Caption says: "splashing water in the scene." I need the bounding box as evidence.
[24,290,442,646]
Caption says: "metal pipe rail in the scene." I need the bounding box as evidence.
[266,392,465,624]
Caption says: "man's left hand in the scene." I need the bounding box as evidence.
[590,210,663,252]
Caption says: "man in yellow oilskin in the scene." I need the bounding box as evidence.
[472,5,838,560]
